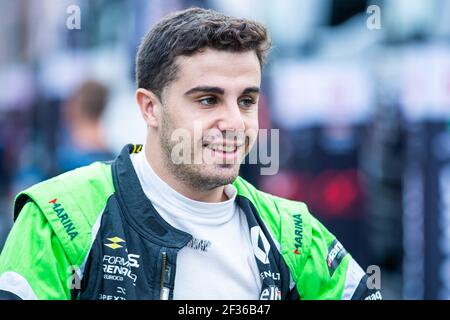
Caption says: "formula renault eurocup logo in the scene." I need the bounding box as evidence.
[326,239,348,276]
[105,237,125,250]
[102,236,141,286]
[48,198,79,240]
[103,253,141,284]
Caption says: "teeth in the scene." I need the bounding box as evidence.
[207,145,236,152]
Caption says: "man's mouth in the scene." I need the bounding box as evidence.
[204,144,238,153]
[202,141,245,163]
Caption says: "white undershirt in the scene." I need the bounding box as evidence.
[130,149,262,299]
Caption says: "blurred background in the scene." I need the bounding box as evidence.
[1,0,450,300]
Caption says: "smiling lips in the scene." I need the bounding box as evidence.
[206,144,237,152]
[203,142,244,160]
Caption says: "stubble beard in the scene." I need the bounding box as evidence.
[158,108,241,192]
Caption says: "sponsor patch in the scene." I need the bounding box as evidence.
[48,198,79,240]
[105,237,125,250]
[292,214,303,254]
[326,239,348,276]
[186,238,212,252]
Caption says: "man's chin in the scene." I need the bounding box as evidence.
[215,162,240,174]
[171,162,240,190]
[200,165,240,185]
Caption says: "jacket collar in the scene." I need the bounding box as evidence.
[112,144,287,299]
[112,144,192,249]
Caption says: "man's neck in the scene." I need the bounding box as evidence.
[144,144,228,203]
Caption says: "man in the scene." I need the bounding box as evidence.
[57,80,114,174]
[0,7,381,300]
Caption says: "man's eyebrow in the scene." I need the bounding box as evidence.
[242,87,260,95]
[184,86,225,96]
[184,86,260,96]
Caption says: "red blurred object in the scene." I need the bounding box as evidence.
[260,169,364,218]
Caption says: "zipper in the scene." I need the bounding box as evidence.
[160,251,171,300]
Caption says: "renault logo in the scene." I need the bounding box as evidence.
[105,237,125,250]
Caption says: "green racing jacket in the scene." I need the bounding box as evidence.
[0,144,382,300]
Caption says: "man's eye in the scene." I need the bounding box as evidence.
[198,97,217,106]
[239,98,256,107]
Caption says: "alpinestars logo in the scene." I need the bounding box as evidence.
[186,237,212,252]
[293,214,303,255]
[326,239,348,276]
[48,198,79,240]
[105,237,125,250]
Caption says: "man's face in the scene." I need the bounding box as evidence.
[158,48,261,191]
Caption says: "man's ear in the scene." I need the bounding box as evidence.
[136,88,161,128]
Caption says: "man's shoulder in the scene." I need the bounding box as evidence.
[234,177,339,253]
[11,161,115,268]
[233,176,311,219]
[234,176,318,282]
[14,161,114,221]
[233,176,315,250]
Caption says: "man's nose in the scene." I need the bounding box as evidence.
[217,101,245,131]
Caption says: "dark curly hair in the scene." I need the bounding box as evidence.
[136,7,271,99]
